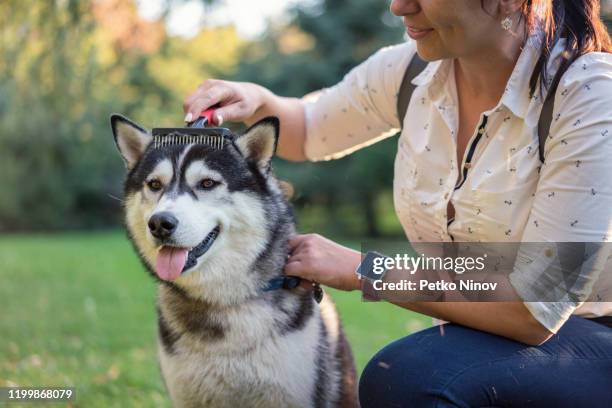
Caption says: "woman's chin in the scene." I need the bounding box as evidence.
[415,44,445,62]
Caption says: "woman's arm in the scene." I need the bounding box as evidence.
[285,234,552,346]
[504,52,612,334]
[184,42,416,163]
[183,80,308,161]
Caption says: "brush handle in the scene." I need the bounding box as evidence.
[188,105,220,128]
[189,109,215,128]
[199,108,217,125]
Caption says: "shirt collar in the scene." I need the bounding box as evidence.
[410,31,545,119]
[411,58,451,103]
[411,58,445,86]
[499,31,544,119]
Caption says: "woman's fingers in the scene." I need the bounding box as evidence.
[185,86,234,122]
[183,79,220,112]
[184,96,216,122]
[284,260,315,290]
[286,233,362,291]
[288,235,301,251]
[214,101,249,125]
[284,259,312,280]
[284,259,302,275]
[183,80,265,125]
[288,234,313,251]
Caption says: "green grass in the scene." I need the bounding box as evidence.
[0,232,430,407]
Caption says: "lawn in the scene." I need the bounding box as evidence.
[0,231,430,407]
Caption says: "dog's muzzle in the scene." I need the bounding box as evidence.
[148,212,178,241]
[183,226,220,271]
[153,225,220,281]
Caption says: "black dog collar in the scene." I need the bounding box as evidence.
[263,276,323,303]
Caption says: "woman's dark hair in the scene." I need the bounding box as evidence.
[524,0,612,97]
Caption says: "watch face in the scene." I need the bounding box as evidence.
[357,251,387,281]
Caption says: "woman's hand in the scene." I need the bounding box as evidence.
[183,79,271,125]
[183,78,308,161]
[285,234,362,291]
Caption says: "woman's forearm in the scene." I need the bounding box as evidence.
[360,271,553,345]
[393,300,553,346]
[362,260,554,345]
[285,235,553,346]
[245,86,308,162]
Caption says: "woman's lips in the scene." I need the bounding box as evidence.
[406,25,433,40]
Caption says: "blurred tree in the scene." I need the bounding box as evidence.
[0,0,243,231]
[235,0,612,237]
[1,0,610,234]
[0,0,106,230]
[233,0,406,237]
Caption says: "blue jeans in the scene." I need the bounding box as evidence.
[359,316,612,407]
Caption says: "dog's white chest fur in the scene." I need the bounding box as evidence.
[158,308,321,408]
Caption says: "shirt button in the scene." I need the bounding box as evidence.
[464,163,472,169]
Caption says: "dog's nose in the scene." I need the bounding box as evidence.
[148,212,178,239]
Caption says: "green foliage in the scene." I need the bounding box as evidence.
[0,1,120,230]
[0,0,243,231]
[234,0,406,237]
[1,0,610,233]
[0,231,430,402]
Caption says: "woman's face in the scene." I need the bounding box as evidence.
[390,0,505,61]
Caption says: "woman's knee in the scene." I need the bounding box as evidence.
[358,324,506,407]
[359,329,443,407]
[359,340,402,406]
[358,345,393,403]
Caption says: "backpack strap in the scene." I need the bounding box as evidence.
[537,90,555,163]
[396,52,559,164]
[396,53,427,129]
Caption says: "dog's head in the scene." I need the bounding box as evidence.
[110,114,291,304]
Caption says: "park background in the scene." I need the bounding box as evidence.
[1,1,611,406]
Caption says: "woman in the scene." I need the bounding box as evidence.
[184,0,612,406]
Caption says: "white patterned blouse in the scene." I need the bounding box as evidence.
[302,35,612,333]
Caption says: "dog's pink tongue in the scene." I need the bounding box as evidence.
[155,247,189,281]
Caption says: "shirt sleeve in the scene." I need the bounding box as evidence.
[303,41,418,161]
[510,52,612,333]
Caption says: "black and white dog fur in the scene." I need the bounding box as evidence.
[110,114,358,407]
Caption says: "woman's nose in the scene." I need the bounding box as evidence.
[390,0,420,17]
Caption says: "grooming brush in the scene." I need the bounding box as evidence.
[152,107,233,149]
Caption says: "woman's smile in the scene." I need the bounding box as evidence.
[405,24,434,40]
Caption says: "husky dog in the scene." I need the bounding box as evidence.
[110,114,358,408]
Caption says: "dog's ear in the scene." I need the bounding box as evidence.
[110,114,151,170]
[235,117,279,174]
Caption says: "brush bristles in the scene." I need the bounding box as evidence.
[153,133,226,150]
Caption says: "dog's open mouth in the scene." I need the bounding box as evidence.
[154,226,220,282]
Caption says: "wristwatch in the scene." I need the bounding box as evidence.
[355,251,390,280]
[356,251,391,301]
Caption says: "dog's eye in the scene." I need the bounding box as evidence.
[199,178,219,190]
[147,179,163,191]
